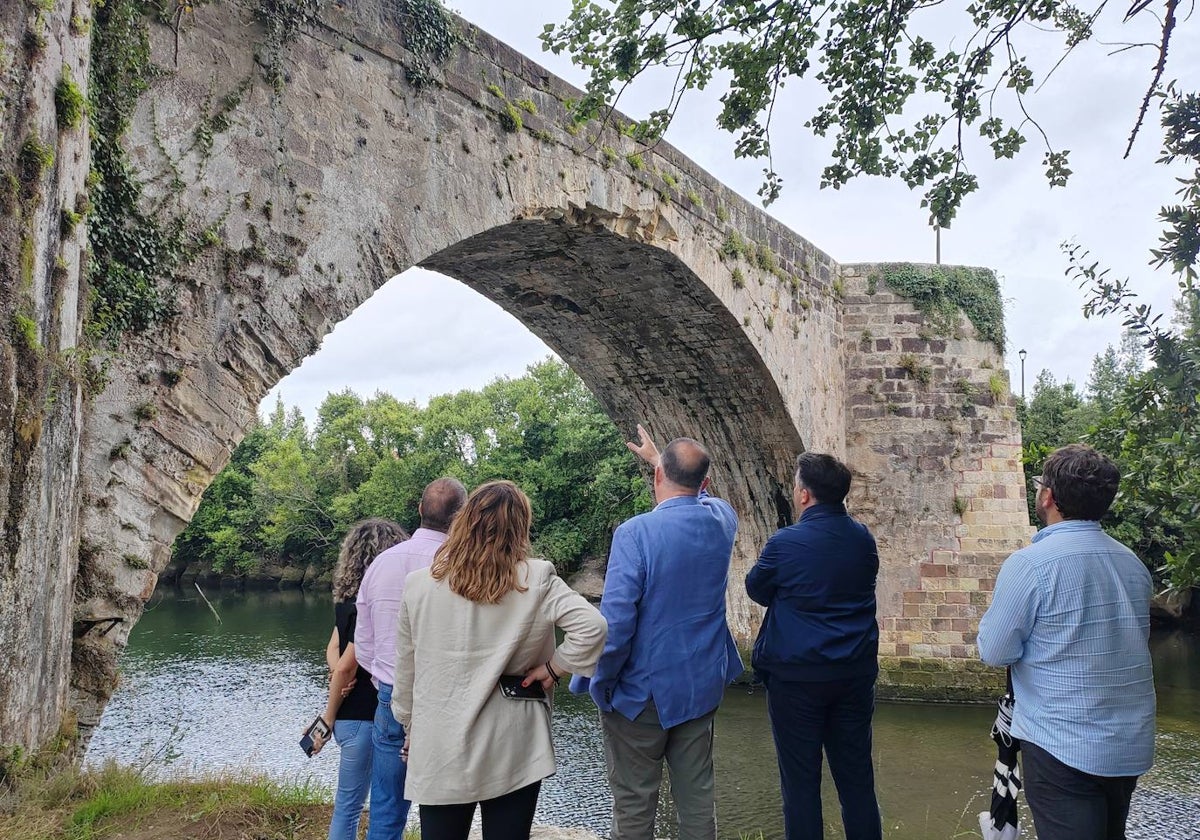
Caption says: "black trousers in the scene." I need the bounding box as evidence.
[765,674,883,840]
[1022,741,1140,840]
[419,780,541,840]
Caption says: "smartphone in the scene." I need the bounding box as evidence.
[498,674,547,700]
[300,716,331,757]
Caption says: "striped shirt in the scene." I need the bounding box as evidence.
[977,520,1156,777]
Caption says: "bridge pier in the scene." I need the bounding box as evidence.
[841,265,1032,699]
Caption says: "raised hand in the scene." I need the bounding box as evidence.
[626,423,661,467]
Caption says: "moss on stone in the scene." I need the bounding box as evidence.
[55,66,86,130]
[498,102,523,133]
[18,134,55,184]
[13,314,40,353]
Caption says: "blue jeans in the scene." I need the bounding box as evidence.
[765,674,882,840]
[329,718,374,840]
[367,683,411,840]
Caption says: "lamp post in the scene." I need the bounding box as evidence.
[1019,349,1027,401]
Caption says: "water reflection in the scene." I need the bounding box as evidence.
[87,588,1200,839]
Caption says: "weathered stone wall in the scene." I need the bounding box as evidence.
[841,265,1033,699]
[0,2,89,754]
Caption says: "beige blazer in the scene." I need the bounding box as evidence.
[393,558,607,805]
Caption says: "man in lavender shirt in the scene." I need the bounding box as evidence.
[356,477,466,838]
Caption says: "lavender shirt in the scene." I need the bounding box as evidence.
[355,527,447,687]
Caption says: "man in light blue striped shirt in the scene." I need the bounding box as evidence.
[978,444,1155,840]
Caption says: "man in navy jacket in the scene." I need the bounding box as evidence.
[577,424,743,840]
[746,452,882,840]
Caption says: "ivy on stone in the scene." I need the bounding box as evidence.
[386,0,460,90]
[879,264,1005,351]
[86,0,206,344]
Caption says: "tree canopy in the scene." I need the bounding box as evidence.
[544,1,1197,273]
[1020,295,1200,589]
[172,359,652,580]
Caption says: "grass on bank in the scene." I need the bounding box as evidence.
[0,760,330,840]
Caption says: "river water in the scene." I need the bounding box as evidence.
[87,587,1200,839]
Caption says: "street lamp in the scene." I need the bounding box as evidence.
[1018,349,1027,401]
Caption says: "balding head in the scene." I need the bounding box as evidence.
[659,438,710,494]
[419,477,467,532]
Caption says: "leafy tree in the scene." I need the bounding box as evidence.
[1072,277,1200,589]
[172,358,652,581]
[545,3,1197,283]
[1086,331,1144,416]
[172,424,273,574]
[1019,369,1096,523]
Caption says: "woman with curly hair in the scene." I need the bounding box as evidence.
[394,480,607,840]
[310,518,409,840]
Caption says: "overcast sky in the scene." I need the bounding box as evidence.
[265,1,1199,421]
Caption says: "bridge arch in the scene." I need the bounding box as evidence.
[55,0,1033,742]
[72,0,850,734]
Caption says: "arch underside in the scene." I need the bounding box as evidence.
[424,219,802,561]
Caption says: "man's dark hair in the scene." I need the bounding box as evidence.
[794,452,852,504]
[660,438,710,493]
[1041,444,1120,521]
[420,477,467,532]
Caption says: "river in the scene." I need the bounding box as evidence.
[86,587,1200,839]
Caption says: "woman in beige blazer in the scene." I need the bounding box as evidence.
[393,479,607,840]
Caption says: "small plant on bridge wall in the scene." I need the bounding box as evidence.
[720,230,747,260]
[899,353,933,385]
[18,134,54,186]
[498,101,522,132]
[394,0,460,89]
[625,152,644,171]
[55,66,87,130]
[988,372,1007,402]
[255,0,330,90]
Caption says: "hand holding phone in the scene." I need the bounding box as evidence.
[498,674,547,700]
[300,716,331,757]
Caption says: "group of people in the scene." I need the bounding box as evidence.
[307,426,1156,840]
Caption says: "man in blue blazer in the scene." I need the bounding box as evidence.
[576,424,743,840]
[746,452,882,840]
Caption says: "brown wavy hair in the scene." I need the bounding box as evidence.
[332,518,410,602]
[430,480,532,604]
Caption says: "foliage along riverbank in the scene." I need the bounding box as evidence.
[0,758,604,840]
[0,760,330,840]
[172,358,652,586]
[1018,288,1200,607]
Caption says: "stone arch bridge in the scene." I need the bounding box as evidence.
[0,0,1032,751]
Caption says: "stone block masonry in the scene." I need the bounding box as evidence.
[841,265,1034,698]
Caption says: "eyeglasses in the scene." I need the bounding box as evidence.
[1031,475,1047,493]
